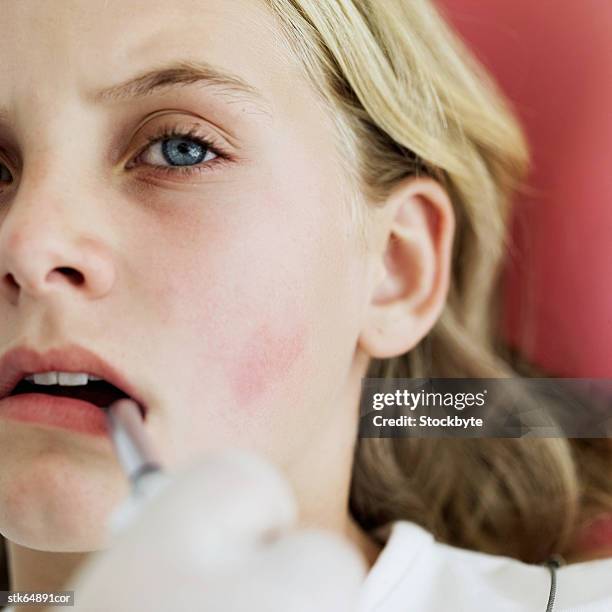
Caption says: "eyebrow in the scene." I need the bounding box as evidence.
[88,59,272,117]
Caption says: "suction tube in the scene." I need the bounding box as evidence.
[105,398,169,534]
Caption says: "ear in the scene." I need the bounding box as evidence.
[357,177,455,359]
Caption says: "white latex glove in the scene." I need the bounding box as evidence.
[63,450,366,612]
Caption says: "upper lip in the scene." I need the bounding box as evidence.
[0,343,147,415]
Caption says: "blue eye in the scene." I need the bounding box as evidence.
[139,134,218,169]
[128,124,230,179]
[161,137,209,166]
[0,163,12,183]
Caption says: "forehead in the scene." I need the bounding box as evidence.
[0,0,298,115]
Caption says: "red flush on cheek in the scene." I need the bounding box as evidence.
[230,320,307,408]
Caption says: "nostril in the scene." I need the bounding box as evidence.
[3,273,19,290]
[52,267,84,286]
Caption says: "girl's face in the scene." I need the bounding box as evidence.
[0,0,374,549]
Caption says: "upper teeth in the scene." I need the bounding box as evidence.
[24,372,103,386]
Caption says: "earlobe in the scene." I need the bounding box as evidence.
[358,178,455,359]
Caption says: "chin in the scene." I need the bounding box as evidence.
[0,447,128,552]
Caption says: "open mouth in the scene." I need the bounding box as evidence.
[0,346,148,421]
[8,378,131,409]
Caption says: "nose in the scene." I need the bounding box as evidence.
[0,183,116,305]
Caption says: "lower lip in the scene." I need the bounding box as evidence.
[0,394,109,436]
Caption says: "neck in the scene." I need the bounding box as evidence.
[285,350,383,571]
[345,516,383,569]
[7,542,89,611]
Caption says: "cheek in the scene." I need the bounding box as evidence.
[229,317,308,408]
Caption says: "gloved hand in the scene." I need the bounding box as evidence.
[63,449,367,612]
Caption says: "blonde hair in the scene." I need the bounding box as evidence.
[265,0,612,562]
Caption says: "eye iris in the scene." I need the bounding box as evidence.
[0,164,11,182]
[161,138,207,166]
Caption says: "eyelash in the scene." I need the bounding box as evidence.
[128,124,231,179]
